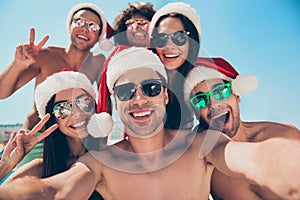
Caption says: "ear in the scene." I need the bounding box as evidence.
[236,95,241,103]
[113,95,118,109]
[163,88,169,105]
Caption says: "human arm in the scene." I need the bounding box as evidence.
[203,130,300,199]
[0,152,103,200]
[0,114,57,180]
[0,28,49,98]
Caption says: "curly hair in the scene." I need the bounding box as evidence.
[113,2,155,46]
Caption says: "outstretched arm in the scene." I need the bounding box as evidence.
[203,130,300,199]
[0,152,102,200]
[0,28,49,98]
[0,114,57,180]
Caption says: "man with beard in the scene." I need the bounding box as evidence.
[184,57,300,199]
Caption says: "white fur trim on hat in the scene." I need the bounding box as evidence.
[67,3,113,50]
[35,71,96,119]
[184,66,258,103]
[87,113,113,138]
[149,2,201,38]
[106,47,168,93]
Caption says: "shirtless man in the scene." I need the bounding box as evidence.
[1,47,300,200]
[0,3,110,130]
[184,57,300,199]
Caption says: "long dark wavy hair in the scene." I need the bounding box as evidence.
[113,2,155,45]
[150,13,200,130]
[41,94,103,200]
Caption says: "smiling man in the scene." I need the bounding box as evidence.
[0,3,111,131]
[184,57,300,199]
[1,48,300,200]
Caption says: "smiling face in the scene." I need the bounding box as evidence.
[70,9,101,51]
[154,17,189,70]
[113,68,168,138]
[193,79,241,138]
[54,88,95,139]
[126,14,150,47]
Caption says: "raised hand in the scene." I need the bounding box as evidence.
[14,28,49,69]
[1,114,57,171]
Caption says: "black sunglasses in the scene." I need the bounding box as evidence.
[52,95,95,119]
[151,30,190,48]
[113,79,165,101]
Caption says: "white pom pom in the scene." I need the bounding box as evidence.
[231,74,258,95]
[87,113,113,138]
[99,39,114,51]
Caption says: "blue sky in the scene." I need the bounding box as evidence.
[0,0,299,129]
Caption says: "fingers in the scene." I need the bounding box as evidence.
[35,124,58,142]
[29,28,35,45]
[28,113,51,136]
[36,35,49,50]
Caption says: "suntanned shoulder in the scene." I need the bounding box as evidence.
[236,121,300,142]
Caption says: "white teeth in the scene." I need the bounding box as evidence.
[212,111,228,119]
[77,35,88,40]
[164,54,179,58]
[72,121,85,128]
[132,111,151,117]
[135,32,144,36]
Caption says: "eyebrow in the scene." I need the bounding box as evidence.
[194,82,224,95]
[54,93,90,104]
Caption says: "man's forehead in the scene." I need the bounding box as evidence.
[73,10,100,23]
[193,79,226,92]
[116,68,160,84]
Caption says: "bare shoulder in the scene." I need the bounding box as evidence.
[243,121,300,141]
[35,46,66,68]
[76,151,104,173]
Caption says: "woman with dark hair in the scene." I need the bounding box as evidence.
[149,2,201,130]
[1,71,105,199]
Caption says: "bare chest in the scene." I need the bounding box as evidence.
[98,158,214,200]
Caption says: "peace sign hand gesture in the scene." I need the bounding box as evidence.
[14,28,49,69]
[1,114,57,173]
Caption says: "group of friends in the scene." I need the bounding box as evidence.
[0,2,300,200]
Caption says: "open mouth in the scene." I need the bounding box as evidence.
[164,53,180,59]
[211,111,230,129]
[77,34,89,41]
[130,110,152,121]
[70,120,87,129]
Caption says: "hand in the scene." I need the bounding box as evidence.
[1,114,58,169]
[14,28,49,69]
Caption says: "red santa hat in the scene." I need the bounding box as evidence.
[67,3,113,50]
[148,2,201,39]
[184,57,258,103]
[35,70,113,138]
[89,47,167,138]
[35,71,96,119]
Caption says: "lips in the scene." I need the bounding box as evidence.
[130,109,152,121]
[70,120,87,129]
[77,34,89,41]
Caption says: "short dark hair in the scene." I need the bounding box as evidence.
[72,7,103,36]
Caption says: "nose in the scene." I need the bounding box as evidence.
[71,103,84,117]
[209,96,224,110]
[165,35,175,48]
[132,86,147,103]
